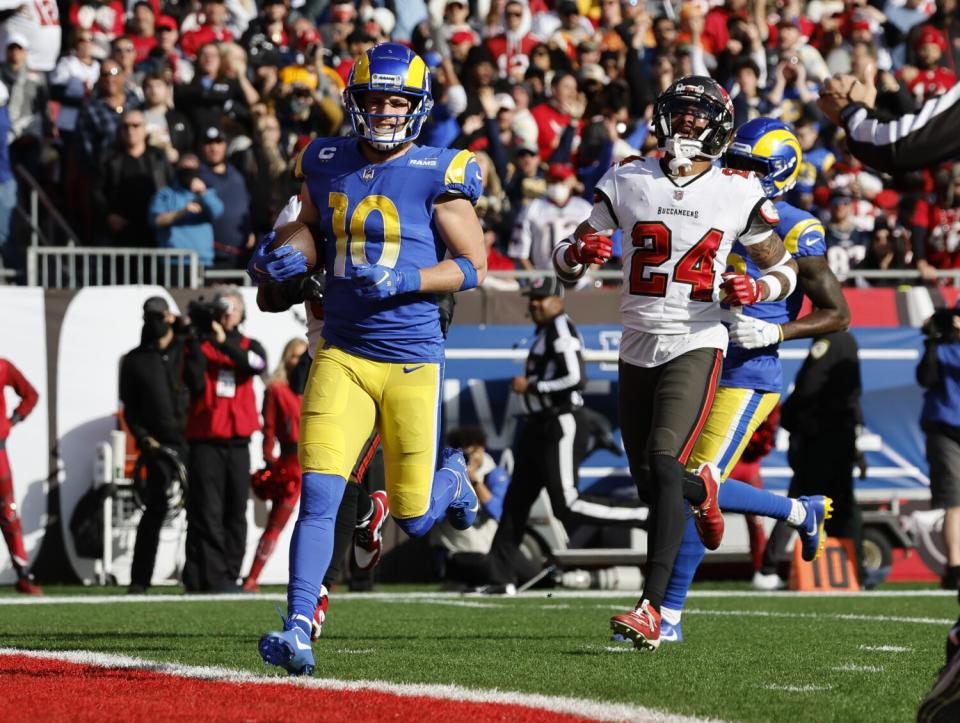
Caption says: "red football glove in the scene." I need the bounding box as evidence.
[720,272,764,306]
[566,233,614,266]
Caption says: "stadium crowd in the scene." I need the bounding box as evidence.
[0,0,959,283]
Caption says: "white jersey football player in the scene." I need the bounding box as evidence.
[552,76,799,651]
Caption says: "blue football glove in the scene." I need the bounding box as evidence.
[247,232,308,284]
[353,264,421,300]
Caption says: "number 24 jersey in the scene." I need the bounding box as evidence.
[296,137,482,363]
[589,157,777,337]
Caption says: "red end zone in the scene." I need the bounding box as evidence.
[0,653,592,723]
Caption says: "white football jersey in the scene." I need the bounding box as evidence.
[510,196,594,270]
[589,157,775,340]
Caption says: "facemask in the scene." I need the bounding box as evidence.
[546,183,571,206]
[177,168,199,188]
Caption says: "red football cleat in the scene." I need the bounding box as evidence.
[311,589,329,641]
[610,599,661,651]
[15,577,42,595]
[692,463,724,550]
[354,490,389,570]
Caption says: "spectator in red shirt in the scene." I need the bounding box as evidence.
[0,358,40,594]
[242,337,307,592]
[900,26,957,104]
[485,0,539,80]
[70,0,127,60]
[180,0,233,60]
[701,0,746,58]
[530,70,583,161]
[128,0,158,63]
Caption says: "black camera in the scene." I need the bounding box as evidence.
[928,309,960,342]
[187,296,230,336]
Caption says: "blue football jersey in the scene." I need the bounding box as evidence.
[297,137,482,363]
[721,200,826,393]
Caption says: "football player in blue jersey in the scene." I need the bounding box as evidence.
[248,43,487,675]
[653,118,851,642]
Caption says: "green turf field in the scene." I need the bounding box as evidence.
[1,586,956,721]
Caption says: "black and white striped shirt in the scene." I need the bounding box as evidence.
[521,313,586,415]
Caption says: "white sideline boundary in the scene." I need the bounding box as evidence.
[0,589,954,606]
[0,647,713,723]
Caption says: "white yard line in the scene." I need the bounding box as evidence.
[858,645,913,653]
[760,684,835,693]
[0,589,953,606]
[679,608,954,626]
[832,663,885,673]
[0,647,714,723]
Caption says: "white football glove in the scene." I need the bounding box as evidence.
[729,313,783,350]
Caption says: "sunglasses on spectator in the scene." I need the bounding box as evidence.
[121,122,144,129]
[505,10,522,17]
[114,45,136,54]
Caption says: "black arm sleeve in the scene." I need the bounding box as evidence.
[219,337,268,378]
[917,340,942,388]
[182,340,207,400]
[547,124,576,165]
[119,355,150,445]
[841,84,960,174]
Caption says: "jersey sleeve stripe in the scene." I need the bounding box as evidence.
[444,149,475,187]
[594,188,620,228]
[783,218,824,254]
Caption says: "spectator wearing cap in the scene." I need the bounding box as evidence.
[530,70,584,161]
[128,1,158,62]
[180,0,233,59]
[198,126,253,269]
[142,73,194,163]
[906,0,960,71]
[49,30,100,136]
[448,28,478,68]
[92,107,173,248]
[0,33,47,176]
[509,162,591,272]
[485,0,539,80]
[138,16,194,85]
[175,42,251,136]
[149,152,223,267]
[273,44,343,139]
[772,15,829,83]
[318,0,357,51]
[364,7,396,42]
[503,141,545,225]
[439,0,477,47]
[824,191,869,278]
[76,59,141,164]
[70,0,127,60]
[239,0,290,71]
[119,295,192,593]
[899,27,957,104]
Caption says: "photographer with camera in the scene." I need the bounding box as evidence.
[119,297,194,594]
[182,287,267,593]
[918,307,960,590]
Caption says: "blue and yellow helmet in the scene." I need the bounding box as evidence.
[725,118,803,198]
[344,43,433,151]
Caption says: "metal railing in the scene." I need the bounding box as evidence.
[26,247,200,288]
[14,164,82,249]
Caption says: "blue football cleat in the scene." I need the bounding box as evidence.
[442,447,478,530]
[796,495,833,562]
[259,614,315,676]
[659,619,683,643]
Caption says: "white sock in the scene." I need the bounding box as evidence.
[787,499,806,527]
[660,606,682,625]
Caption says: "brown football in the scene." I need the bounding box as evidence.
[268,221,318,271]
